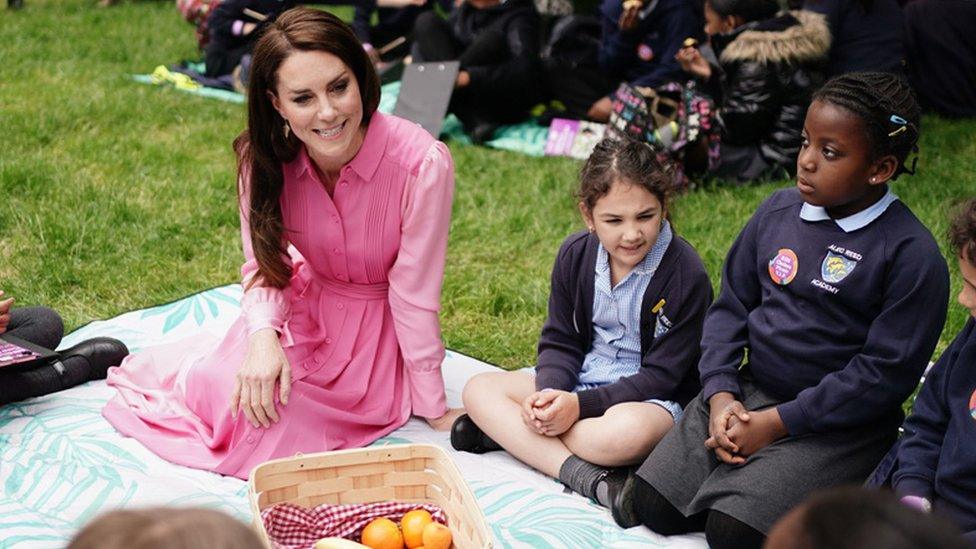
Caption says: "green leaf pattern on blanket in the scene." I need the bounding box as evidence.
[473,482,660,548]
[139,285,242,334]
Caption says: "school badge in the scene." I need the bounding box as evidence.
[768,249,799,285]
[821,251,857,284]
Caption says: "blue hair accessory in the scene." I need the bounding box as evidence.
[888,115,909,137]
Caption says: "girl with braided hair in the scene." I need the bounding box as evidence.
[610,72,950,549]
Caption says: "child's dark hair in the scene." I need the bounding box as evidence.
[784,487,967,549]
[708,0,779,23]
[812,72,921,179]
[578,138,674,215]
[949,198,976,265]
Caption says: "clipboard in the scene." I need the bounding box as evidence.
[393,61,460,138]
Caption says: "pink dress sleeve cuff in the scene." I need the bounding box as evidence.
[241,286,288,335]
[408,364,449,418]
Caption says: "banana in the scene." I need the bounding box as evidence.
[313,537,371,549]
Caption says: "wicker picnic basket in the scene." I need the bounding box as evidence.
[248,443,493,548]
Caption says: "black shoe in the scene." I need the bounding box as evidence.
[468,121,499,145]
[606,469,640,528]
[59,337,129,381]
[450,413,502,454]
[8,0,24,9]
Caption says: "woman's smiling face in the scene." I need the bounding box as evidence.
[270,49,365,175]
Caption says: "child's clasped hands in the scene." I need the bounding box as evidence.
[522,389,580,436]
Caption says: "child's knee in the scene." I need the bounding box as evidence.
[461,371,501,409]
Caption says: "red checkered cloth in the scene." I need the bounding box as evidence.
[261,501,447,549]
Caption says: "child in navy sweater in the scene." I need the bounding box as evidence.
[616,72,950,549]
[452,138,712,518]
[892,198,976,544]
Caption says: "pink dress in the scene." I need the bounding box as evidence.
[103,113,453,479]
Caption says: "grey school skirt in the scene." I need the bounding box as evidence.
[636,376,900,534]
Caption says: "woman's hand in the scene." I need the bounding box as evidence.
[723,407,788,458]
[675,46,711,80]
[0,290,12,335]
[230,328,291,429]
[531,390,580,436]
[705,392,749,464]
[425,407,465,431]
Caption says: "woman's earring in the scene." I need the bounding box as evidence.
[588,226,595,233]
[283,121,291,139]
[870,177,877,183]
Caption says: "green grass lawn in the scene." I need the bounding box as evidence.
[1,0,974,372]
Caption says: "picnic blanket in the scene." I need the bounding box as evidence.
[134,68,550,156]
[0,285,706,548]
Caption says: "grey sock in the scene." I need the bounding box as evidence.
[595,480,612,508]
[558,455,608,499]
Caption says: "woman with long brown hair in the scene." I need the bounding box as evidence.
[102,7,459,478]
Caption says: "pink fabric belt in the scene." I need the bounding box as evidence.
[317,277,389,301]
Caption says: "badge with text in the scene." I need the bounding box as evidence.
[768,249,799,285]
[821,251,857,283]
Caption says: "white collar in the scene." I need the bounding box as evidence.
[799,190,899,233]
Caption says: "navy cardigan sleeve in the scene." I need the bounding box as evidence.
[535,234,589,393]
[892,319,975,501]
[575,243,712,419]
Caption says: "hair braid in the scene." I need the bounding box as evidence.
[812,72,921,179]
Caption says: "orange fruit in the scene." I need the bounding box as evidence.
[421,522,452,549]
[361,517,404,549]
[400,509,434,548]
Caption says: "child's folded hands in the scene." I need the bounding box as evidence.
[706,392,749,464]
[723,408,788,459]
[525,390,580,436]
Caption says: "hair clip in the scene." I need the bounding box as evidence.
[888,114,908,137]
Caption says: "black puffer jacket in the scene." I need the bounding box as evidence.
[709,11,830,174]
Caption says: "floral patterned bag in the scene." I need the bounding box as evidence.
[607,81,721,188]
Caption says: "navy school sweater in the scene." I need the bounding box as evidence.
[534,230,713,419]
[598,0,704,89]
[699,188,949,435]
[894,317,976,537]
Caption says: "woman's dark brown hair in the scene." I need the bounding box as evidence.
[578,137,675,217]
[233,7,381,288]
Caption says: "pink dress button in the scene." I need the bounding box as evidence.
[325,338,333,345]
[336,303,344,310]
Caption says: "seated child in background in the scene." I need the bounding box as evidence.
[0,289,128,406]
[352,0,454,68]
[674,0,829,183]
[798,0,904,77]
[891,198,976,544]
[68,507,264,549]
[453,138,713,522]
[615,72,950,549]
[204,0,295,78]
[544,0,704,121]
[410,0,544,142]
[764,487,969,549]
[902,0,976,118]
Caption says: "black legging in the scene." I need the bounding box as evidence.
[634,476,767,549]
[0,307,95,405]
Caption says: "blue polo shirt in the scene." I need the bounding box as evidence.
[699,188,949,435]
